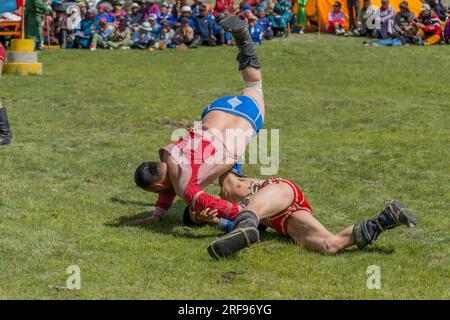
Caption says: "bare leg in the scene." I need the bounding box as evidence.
[286,210,355,254]
[219,15,265,116]
[245,182,294,220]
[241,67,265,118]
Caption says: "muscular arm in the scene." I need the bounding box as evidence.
[184,184,240,220]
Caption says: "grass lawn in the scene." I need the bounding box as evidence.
[0,34,449,299]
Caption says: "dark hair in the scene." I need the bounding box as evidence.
[134,162,161,189]
[182,206,205,227]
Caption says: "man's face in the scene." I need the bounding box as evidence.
[382,1,389,9]
[150,19,156,25]
[161,7,168,14]
[88,12,96,20]
[200,9,208,16]
[422,9,431,16]
[363,2,370,9]
[182,11,190,17]
[333,5,340,12]
[132,7,139,13]
[400,7,407,13]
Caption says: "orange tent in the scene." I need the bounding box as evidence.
[305,0,424,31]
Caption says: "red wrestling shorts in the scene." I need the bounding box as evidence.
[260,178,312,236]
[0,43,5,64]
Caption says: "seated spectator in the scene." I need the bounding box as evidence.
[177,6,196,29]
[326,1,346,35]
[214,0,236,16]
[410,4,442,46]
[240,0,261,11]
[128,3,143,26]
[428,0,446,21]
[160,22,177,48]
[148,14,163,48]
[67,7,82,48]
[96,5,112,23]
[358,0,379,37]
[131,22,154,49]
[269,0,293,37]
[75,8,100,48]
[191,0,205,17]
[175,17,195,46]
[142,0,161,21]
[239,4,253,21]
[90,18,115,51]
[445,6,450,43]
[48,6,68,48]
[159,2,176,25]
[248,15,263,45]
[376,0,395,39]
[110,1,128,21]
[79,1,88,20]
[393,1,415,43]
[190,4,216,47]
[213,13,232,45]
[256,8,274,40]
[106,18,132,50]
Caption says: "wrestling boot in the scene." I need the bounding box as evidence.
[207,210,260,259]
[0,107,12,146]
[353,200,417,249]
[218,15,261,70]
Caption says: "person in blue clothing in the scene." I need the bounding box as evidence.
[131,22,154,49]
[96,5,113,23]
[213,13,232,45]
[177,6,196,29]
[189,5,216,47]
[248,15,263,45]
[256,7,273,40]
[75,9,100,48]
[148,14,163,47]
[159,2,176,25]
[191,0,205,17]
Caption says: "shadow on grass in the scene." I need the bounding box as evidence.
[110,197,154,207]
[107,198,391,255]
[105,200,220,238]
[340,246,395,255]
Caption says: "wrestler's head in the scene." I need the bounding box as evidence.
[134,162,171,193]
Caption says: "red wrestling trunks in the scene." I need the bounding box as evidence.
[0,43,6,64]
[260,178,312,236]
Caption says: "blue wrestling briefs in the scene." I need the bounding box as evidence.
[201,96,264,134]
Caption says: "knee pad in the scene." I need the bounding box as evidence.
[244,80,263,98]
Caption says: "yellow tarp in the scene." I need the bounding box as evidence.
[306,0,424,31]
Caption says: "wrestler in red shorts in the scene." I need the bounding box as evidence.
[0,42,13,146]
[188,172,417,259]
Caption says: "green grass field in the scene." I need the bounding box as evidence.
[0,34,449,299]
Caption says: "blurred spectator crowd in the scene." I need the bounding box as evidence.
[1,0,449,50]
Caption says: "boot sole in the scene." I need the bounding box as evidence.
[207,227,259,259]
[390,200,417,228]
